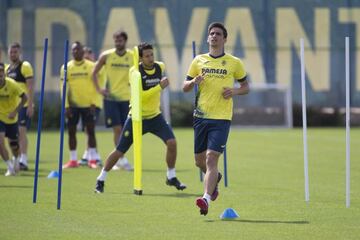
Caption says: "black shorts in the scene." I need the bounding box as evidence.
[104,100,129,128]
[193,117,231,153]
[116,114,175,153]
[67,107,100,126]
[0,121,19,139]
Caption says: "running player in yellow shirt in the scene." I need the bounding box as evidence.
[92,30,133,171]
[0,63,27,176]
[183,22,250,215]
[61,42,100,169]
[94,42,186,193]
[6,43,34,171]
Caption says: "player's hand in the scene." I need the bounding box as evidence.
[160,77,169,89]
[8,111,17,119]
[193,73,205,85]
[99,88,109,97]
[26,105,34,117]
[222,87,234,99]
[65,107,72,118]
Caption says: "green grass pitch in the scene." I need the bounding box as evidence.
[0,128,359,239]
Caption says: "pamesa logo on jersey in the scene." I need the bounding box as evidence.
[201,68,227,75]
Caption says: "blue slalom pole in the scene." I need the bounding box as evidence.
[224,146,228,187]
[192,41,203,182]
[33,38,48,204]
[57,40,69,210]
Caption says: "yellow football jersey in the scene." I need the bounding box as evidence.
[103,49,133,101]
[60,60,97,108]
[5,61,33,107]
[129,61,165,119]
[187,53,246,120]
[0,77,25,124]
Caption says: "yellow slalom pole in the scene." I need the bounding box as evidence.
[130,46,143,195]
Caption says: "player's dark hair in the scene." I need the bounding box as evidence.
[113,30,128,41]
[9,42,21,49]
[138,42,153,57]
[208,22,228,39]
[73,41,83,48]
[0,62,4,69]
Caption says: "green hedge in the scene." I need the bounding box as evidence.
[170,101,194,127]
[31,99,62,130]
[30,99,195,130]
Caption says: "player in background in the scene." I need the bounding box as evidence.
[6,43,34,171]
[92,30,133,171]
[0,63,27,176]
[61,42,100,169]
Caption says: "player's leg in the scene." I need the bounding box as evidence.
[193,117,210,215]
[165,138,176,169]
[193,117,208,173]
[18,107,30,170]
[94,117,133,193]
[8,137,20,172]
[80,123,89,166]
[0,122,16,176]
[104,100,129,170]
[148,114,186,190]
[203,149,220,199]
[196,119,231,215]
[63,107,80,168]
[0,131,15,176]
[195,152,206,173]
[113,101,132,170]
[83,107,99,168]
[0,132,9,160]
[112,125,122,146]
[7,122,20,172]
[93,108,102,166]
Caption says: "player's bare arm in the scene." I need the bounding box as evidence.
[26,76,34,117]
[92,53,108,96]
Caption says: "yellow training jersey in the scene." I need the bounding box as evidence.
[0,77,25,124]
[129,61,165,119]
[103,48,133,101]
[60,60,97,108]
[187,53,246,120]
[5,61,33,107]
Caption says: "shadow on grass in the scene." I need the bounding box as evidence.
[205,219,309,224]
